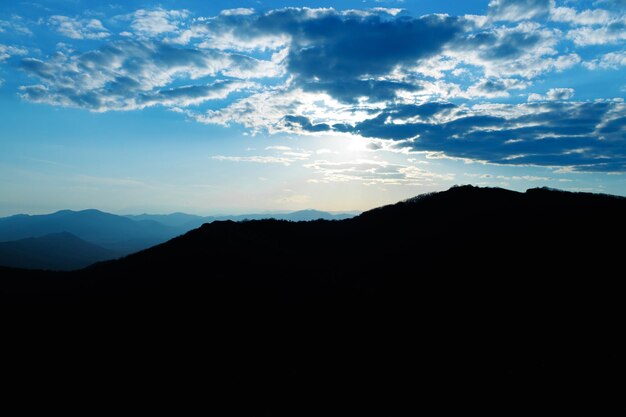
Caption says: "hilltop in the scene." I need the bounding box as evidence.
[2,185,625,414]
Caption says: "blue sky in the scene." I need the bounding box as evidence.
[1,0,625,215]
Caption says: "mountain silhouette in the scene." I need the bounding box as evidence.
[0,208,356,270]
[2,185,625,414]
[0,232,118,270]
[126,209,355,229]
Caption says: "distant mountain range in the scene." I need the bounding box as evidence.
[3,186,626,414]
[0,208,356,270]
[125,209,355,229]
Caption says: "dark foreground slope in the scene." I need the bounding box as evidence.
[2,186,625,415]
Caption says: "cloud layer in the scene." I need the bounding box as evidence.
[4,2,626,172]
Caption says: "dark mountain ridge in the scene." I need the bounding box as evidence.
[2,185,625,414]
[0,208,356,269]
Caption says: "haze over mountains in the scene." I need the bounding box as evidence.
[3,186,625,414]
[0,208,355,270]
[125,209,355,229]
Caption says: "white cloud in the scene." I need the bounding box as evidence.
[567,24,626,45]
[212,145,312,167]
[0,44,27,62]
[550,6,612,25]
[527,87,575,101]
[265,146,292,151]
[194,86,369,134]
[130,8,189,37]
[19,40,278,111]
[220,9,255,16]
[0,18,32,36]
[139,80,256,108]
[488,0,551,21]
[212,155,296,166]
[49,16,110,40]
[164,25,209,45]
[449,22,575,79]
[305,159,453,185]
[585,50,626,69]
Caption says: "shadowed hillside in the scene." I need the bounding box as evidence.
[2,185,625,414]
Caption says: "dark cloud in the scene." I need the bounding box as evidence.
[300,79,423,104]
[283,115,331,132]
[287,101,626,172]
[474,30,543,61]
[202,9,464,103]
[283,13,462,100]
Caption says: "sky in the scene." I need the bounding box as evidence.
[0,0,625,215]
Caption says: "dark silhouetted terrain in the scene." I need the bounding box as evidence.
[0,208,356,269]
[0,232,117,270]
[126,209,355,229]
[2,186,625,414]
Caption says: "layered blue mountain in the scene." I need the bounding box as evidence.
[0,208,356,270]
[0,232,117,270]
[0,209,177,254]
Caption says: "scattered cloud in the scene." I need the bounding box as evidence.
[212,155,296,166]
[0,44,27,62]
[585,50,626,69]
[265,146,292,151]
[567,22,626,45]
[550,5,612,25]
[528,87,575,101]
[0,18,32,36]
[306,159,453,185]
[129,8,189,37]
[488,0,551,22]
[18,40,276,111]
[49,15,110,40]
[6,5,626,174]
[449,22,577,79]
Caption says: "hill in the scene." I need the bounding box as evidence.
[2,186,625,414]
[0,232,118,270]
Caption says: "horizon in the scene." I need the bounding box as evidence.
[1,183,620,217]
[2,0,626,216]
[0,205,363,217]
